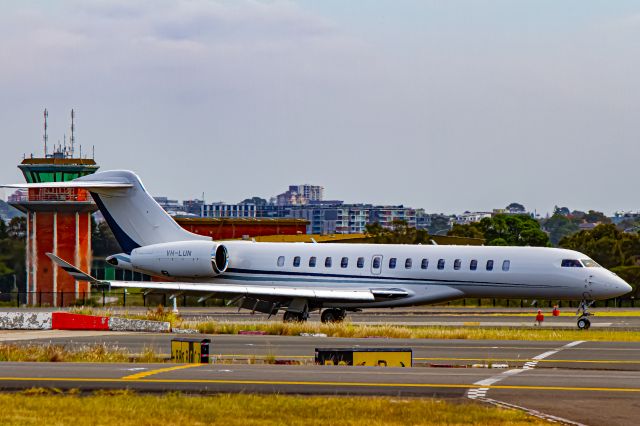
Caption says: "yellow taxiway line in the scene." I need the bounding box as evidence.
[122,364,202,380]
[0,376,638,393]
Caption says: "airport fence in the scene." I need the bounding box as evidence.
[0,291,636,309]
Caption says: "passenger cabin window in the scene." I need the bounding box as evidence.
[357,257,365,268]
[389,258,397,269]
[293,256,300,267]
[341,257,349,268]
[421,258,428,269]
[325,257,332,268]
[581,259,600,268]
[437,259,445,270]
[277,256,285,267]
[562,259,582,267]
[486,260,494,271]
[470,259,478,270]
[454,259,461,270]
[372,257,381,269]
[502,260,510,271]
[405,258,412,269]
[309,257,317,267]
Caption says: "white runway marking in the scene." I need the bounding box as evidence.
[467,341,586,424]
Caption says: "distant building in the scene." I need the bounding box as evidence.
[276,184,324,206]
[153,196,185,216]
[202,202,256,219]
[182,199,204,216]
[456,211,492,224]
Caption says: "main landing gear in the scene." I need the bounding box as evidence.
[576,300,595,330]
[283,311,309,322]
[321,308,346,324]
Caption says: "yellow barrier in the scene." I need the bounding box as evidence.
[315,348,412,367]
[171,338,210,363]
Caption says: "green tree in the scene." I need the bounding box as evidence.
[540,214,580,246]
[448,223,484,239]
[91,217,121,256]
[559,224,640,268]
[365,220,430,244]
[449,215,549,247]
[6,217,26,240]
[0,220,7,239]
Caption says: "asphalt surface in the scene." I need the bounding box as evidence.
[1,331,640,425]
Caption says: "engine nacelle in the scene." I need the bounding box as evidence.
[130,241,228,278]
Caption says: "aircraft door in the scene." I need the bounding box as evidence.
[371,255,383,275]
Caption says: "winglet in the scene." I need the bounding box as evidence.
[46,253,98,283]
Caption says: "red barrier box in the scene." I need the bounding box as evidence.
[51,312,110,330]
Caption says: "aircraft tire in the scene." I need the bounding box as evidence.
[321,309,346,323]
[283,311,307,323]
[577,317,591,330]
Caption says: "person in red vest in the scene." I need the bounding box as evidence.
[552,305,560,316]
[535,309,544,326]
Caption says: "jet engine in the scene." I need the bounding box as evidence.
[126,240,229,278]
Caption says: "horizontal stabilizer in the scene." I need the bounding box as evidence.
[47,253,98,283]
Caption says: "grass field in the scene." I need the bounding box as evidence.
[0,343,163,363]
[0,390,547,426]
[68,306,640,342]
[194,321,640,342]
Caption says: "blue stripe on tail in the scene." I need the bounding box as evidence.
[90,192,140,254]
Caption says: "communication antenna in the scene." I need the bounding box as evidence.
[70,109,75,158]
[43,109,49,157]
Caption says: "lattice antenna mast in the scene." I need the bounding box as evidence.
[70,109,76,158]
[43,109,49,157]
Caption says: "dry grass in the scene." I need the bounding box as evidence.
[0,390,547,426]
[192,321,640,342]
[0,343,165,363]
[69,305,184,328]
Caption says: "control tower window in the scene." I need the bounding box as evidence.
[562,259,583,267]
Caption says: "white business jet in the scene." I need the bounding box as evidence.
[4,171,631,329]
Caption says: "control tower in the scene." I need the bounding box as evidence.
[10,110,98,306]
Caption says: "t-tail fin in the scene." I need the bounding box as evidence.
[4,170,210,253]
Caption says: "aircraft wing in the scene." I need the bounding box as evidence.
[47,253,379,302]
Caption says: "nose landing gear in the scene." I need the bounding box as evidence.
[576,300,595,330]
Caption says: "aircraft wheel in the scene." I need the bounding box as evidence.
[577,317,591,330]
[321,309,337,323]
[321,309,346,323]
[284,311,308,322]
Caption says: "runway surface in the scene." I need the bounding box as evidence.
[1,330,640,425]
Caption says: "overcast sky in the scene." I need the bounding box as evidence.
[1,0,639,215]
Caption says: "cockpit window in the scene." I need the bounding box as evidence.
[561,259,582,267]
[581,259,601,268]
